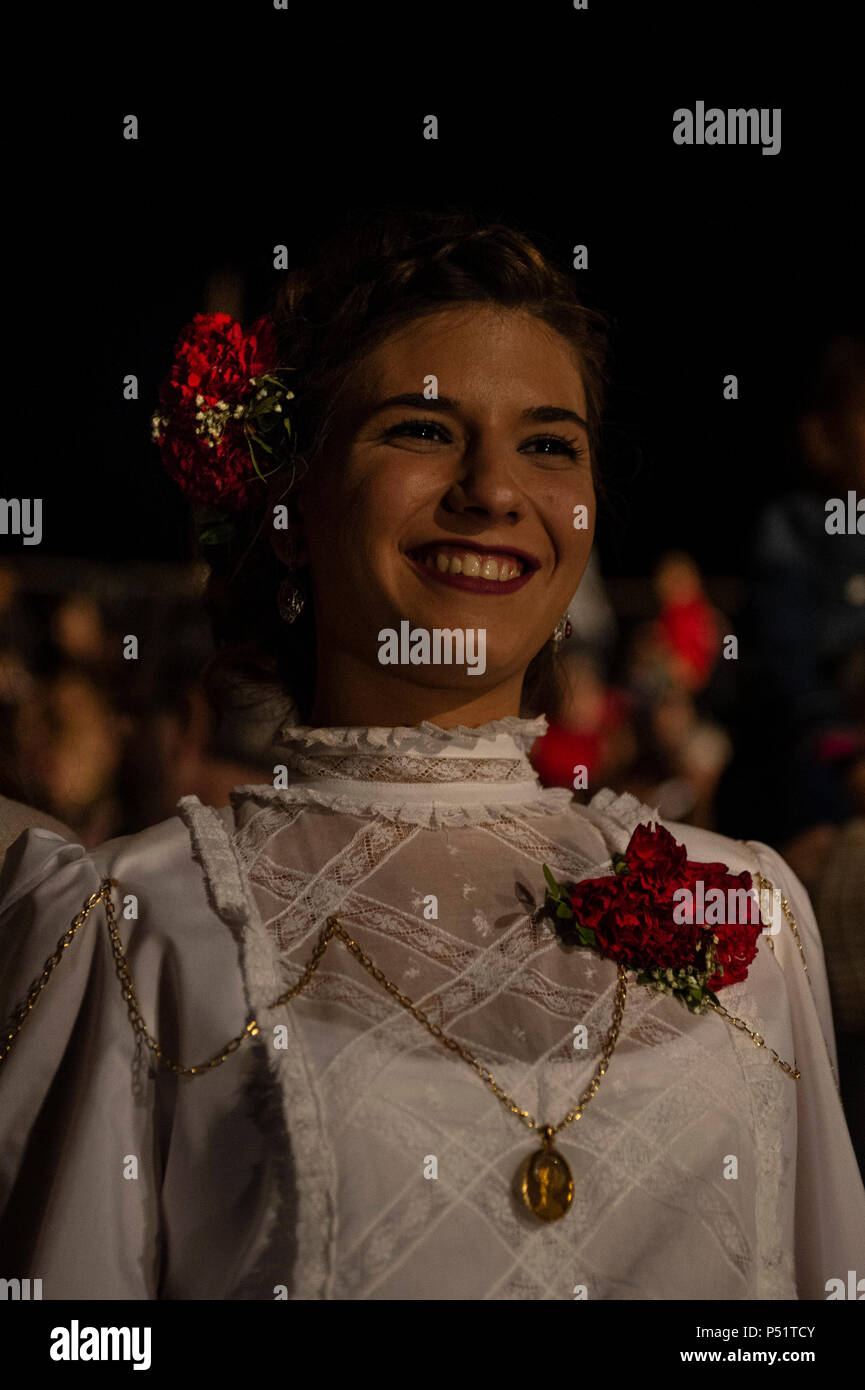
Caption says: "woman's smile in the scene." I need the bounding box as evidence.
[404,539,540,594]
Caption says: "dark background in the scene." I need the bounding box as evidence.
[9,1,862,573]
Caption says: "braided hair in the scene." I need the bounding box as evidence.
[200,208,612,734]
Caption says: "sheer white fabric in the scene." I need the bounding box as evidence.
[1,715,862,1300]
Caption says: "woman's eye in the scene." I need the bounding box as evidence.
[521,434,585,461]
[380,420,586,462]
[382,418,450,444]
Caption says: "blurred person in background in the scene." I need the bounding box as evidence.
[716,335,865,892]
[529,644,636,793]
[14,663,131,848]
[0,570,275,845]
[7,592,131,846]
[618,642,733,829]
[652,551,723,694]
[151,667,292,823]
[613,554,732,828]
[643,684,733,829]
[0,563,76,860]
[814,814,865,1179]
[0,560,39,807]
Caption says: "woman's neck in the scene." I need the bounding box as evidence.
[308,652,526,729]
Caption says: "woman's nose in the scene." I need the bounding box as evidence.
[441,441,525,523]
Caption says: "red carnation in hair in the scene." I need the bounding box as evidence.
[152,312,288,512]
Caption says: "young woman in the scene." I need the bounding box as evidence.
[1,211,862,1300]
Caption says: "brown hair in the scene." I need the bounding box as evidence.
[198,208,613,740]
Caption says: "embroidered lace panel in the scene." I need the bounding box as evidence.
[207,780,799,1300]
[285,752,532,783]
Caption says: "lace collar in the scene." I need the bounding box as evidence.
[273,715,547,783]
[229,714,576,827]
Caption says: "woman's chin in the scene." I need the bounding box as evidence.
[375,615,544,683]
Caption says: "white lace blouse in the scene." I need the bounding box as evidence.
[0,715,862,1300]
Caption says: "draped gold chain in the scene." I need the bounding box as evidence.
[0,870,801,1222]
[1,872,801,1084]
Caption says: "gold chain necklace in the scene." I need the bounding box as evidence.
[0,872,800,1223]
[274,914,629,1222]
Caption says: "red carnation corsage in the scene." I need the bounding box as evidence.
[543,822,766,1013]
[151,312,296,524]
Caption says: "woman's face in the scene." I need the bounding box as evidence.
[295,304,596,709]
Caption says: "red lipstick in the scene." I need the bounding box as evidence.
[406,554,536,595]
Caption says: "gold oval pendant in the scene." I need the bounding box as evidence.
[517,1144,574,1222]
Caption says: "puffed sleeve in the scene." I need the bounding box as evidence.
[0,817,290,1300]
[746,838,865,1297]
[0,828,168,1297]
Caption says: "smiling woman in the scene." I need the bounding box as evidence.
[1,208,863,1302]
[285,302,598,726]
[195,209,611,732]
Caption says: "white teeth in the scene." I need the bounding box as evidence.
[418,548,524,580]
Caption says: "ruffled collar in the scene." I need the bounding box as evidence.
[229,714,576,828]
[275,714,548,760]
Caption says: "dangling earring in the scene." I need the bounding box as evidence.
[552,614,572,652]
[277,575,306,623]
[277,533,306,623]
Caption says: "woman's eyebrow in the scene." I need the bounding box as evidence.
[362,392,588,431]
[523,404,589,431]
